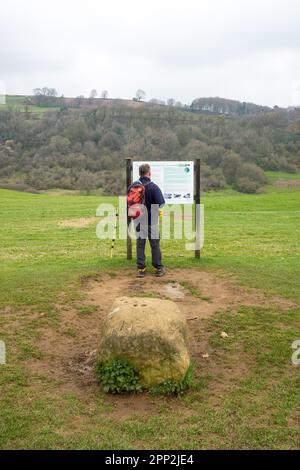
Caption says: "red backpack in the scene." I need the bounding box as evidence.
[127,180,149,219]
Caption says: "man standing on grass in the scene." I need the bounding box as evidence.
[128,163,166,278]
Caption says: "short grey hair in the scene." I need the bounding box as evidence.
[139,163,151,177]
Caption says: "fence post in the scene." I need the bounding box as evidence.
[195,159,201,259]
[126,158,132,260]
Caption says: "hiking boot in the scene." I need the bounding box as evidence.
[155,266,166,277]
[137,268,146,278]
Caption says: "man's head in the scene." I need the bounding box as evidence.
[139,163,151,178]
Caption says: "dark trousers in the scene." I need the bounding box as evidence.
[136,225,163,269]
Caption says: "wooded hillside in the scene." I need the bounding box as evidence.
[0,101,299,194]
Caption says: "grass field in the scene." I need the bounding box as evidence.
[0,174,299,449]
[0,95,59,114]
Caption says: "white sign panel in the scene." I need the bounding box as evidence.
[132,161,194,205]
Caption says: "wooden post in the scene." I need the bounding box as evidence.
[126,158,132,260]
[195,159,201,259]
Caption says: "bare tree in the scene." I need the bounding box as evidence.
[89,89,97,99]
[135,89,146,101]
[33,87,58,106]
[167,98,175,107]
[74,95,84,107]
[101,90,108,99]
[89,89,97,105]
[48,88,58,97]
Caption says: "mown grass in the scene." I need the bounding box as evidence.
[0,95,60,114]
[0,172,299,449]
[266,171,300,182]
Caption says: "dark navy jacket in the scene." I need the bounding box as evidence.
[129,176,165,225]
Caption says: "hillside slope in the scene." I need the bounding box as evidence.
[0,103,299,194]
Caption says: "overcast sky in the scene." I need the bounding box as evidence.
[1,0,299,107]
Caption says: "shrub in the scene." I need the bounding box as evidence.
[236,163,267,185]
[204,171,226,191]
[234,162,267,193]
[149,364,194,396]
[221,151,242,184]
[94,359,142,394]
[235,177,261,194]
[101,131,122,151]
[95,359,195,395]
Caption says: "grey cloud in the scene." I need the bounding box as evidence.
[0,0,299,106]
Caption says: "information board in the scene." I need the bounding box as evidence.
[132,161,194,205]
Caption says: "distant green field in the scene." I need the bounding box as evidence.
[1,95,25,107]
[266,171,300,182]
[0,177,299,449]
[0,95,59,113]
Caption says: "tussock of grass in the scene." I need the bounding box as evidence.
[77,305,97,316]
[180,280,213,302]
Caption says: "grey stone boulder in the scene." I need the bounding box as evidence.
[97,296,190,387]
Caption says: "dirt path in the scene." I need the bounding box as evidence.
[58,217,99,228]
[26,268,295,419]
[274,179,300,188]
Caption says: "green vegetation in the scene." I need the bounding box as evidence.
[266,171,300,182]
[1,95,26,109]
[77,305,97,316]
[149,364,194,396]
[179,281,213,302]
[95,360,194,396]
[95,359,142,394]
[0,100,299,194]
[0,95,59,114]
[0,176,299,449]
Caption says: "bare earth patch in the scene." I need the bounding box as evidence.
[25,268,296,420]
[58,217,99,228]
[274,179,300,188]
